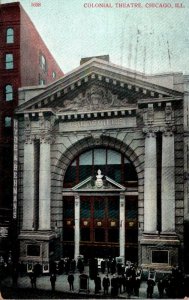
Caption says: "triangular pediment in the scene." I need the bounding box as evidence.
[72,174,126,192]
[16,58,183,115]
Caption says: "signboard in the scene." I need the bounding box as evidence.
[43,263,50,274]
[59,117,136,132]
[13,119,18,219]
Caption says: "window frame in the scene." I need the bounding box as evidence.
[4,116,12,128]
[6,28,14,44]
[63,148,138,187]
[5,84,13,101]
[39,54,47,72]
[5,53,14,70]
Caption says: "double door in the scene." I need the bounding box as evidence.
[80,196,120,258]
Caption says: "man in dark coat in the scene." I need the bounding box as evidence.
[50,273,56,292]
[68,273,74,291]
[29,271,37,289]
[95,273,101,294]
[110,259,116,275]
[158,279,164,298]
[147,278,156,298]
[102,274,110,295]
[111,274,118,297]
[77,258,84,273]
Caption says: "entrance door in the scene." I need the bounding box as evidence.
[62,194,138,262]
[80,196,120,259]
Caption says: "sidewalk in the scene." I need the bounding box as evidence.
[2,269,160,299]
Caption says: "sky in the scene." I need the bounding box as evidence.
[2,0,189,75]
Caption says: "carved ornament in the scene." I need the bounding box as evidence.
[56,85,130,112]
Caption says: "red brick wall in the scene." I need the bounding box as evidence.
[0,2,64,211]
[20,5,64,87]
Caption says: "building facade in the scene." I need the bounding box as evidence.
[0,1,63,252]
[15,57,189,271]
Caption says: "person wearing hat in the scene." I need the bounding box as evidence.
[103,274,110,295]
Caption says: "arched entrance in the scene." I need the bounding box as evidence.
[62,147,138,262]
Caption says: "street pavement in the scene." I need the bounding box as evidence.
[1,267,162,299]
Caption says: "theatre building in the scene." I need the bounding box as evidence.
[14,56,189,270]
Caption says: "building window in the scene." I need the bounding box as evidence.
[52,71,56,79]
[40,54,47,72]
[38,74,46,85]
[63,148,138,188]
[6,28,14,43]
[5,54,13,69]
[5,85,13,101]
[40,79,46,85]
[5,116,12,127]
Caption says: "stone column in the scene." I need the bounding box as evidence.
[161,129,175,232]
[39,137,51,230]
[119,193,125,261]
[23,139,35,230]
[74,194,80,260]
[143,129,157,233]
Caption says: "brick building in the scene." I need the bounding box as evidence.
[14,56,189,272]
[0,1,64,255]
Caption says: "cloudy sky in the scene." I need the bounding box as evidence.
[2,0,189,75]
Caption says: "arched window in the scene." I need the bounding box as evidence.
[63,148,137,187]
[40,54,47,71]
[5,85,13,101]
[5,54,13,69]
[6,28,14,43]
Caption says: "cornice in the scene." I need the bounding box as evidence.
[15,59,183,114]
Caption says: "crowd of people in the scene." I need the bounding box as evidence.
[92,259,142,297]
[1,254,189,298]
[156,265,189,299]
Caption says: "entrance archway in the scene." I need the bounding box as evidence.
[62,147,138,262]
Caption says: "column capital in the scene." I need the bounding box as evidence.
[24,113,31,128]
[40,132,54,144]
[120,193,125,202]
[160,126,176,136]
[74,193,80,204]
[143,127,159,137]
[24,133,35,144]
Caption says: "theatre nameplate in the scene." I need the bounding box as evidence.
[59,117,136,132]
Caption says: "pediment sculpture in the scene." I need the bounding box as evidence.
[56,85,129,112]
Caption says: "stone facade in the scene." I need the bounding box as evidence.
[15,58,189,271]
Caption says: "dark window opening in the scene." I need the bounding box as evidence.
[108,228,119,242]
[95,228,105,242]
[81,228,90,241]
[63,198,74,218]
[63,228,74,241]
